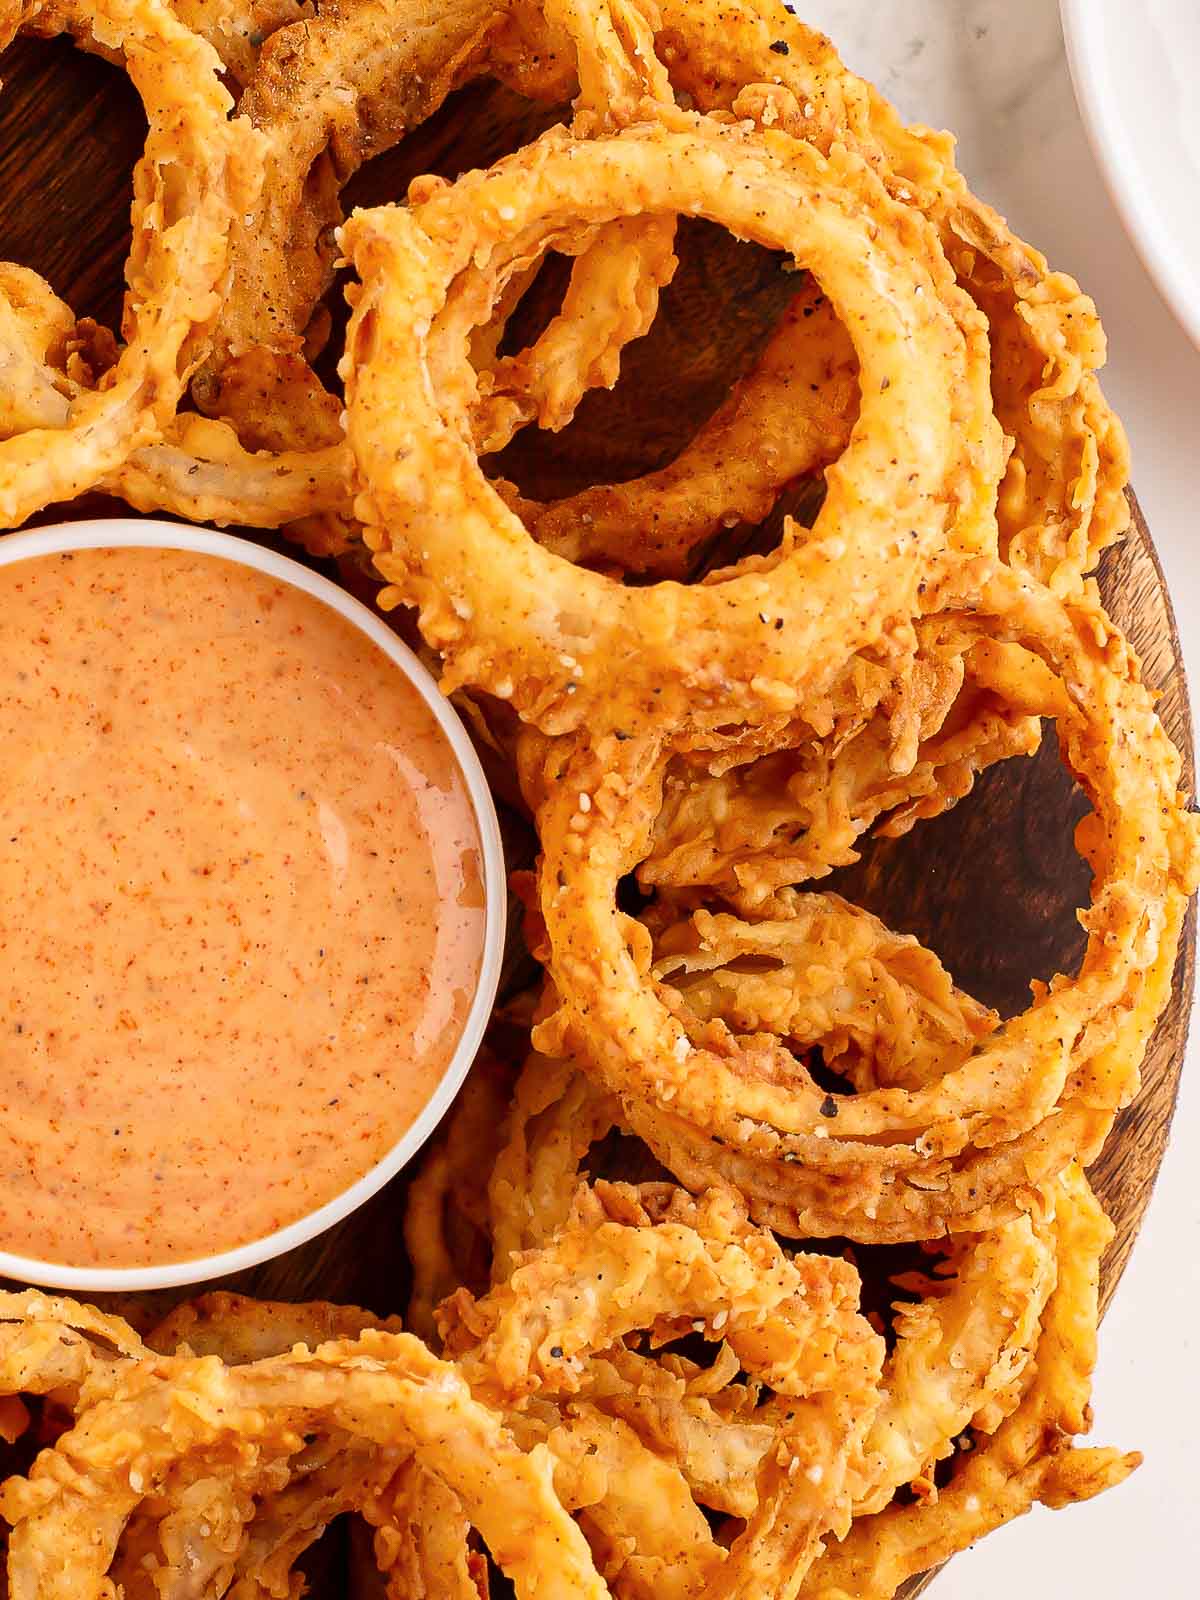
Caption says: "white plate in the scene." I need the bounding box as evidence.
[1062,0,1200,349]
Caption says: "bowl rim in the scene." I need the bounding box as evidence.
[1061,0,1200,352]
[0,518,507,1293]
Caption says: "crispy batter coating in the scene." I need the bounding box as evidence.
[145,0,679,548]
[0,0,264,526]
[473,214,680,454]
[365,1459,491,1600]
[480,0,1126,593]
[648,0,1131,591]
[403,1050,516,1344]
[796,1167,1137,1597]
[442,1181,885,1596]
[0,1330,610,1600]
[0,1290,147,1409]
[527,563,1198,1239]
[26,0,313,85]
[400,1048,1101,1593]
[512,274,858,577]
[343,112,1001,737]
[146,1292,403,1362]
[640,628,1046,906]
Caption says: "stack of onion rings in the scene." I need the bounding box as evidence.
[0,1317,611,1598]
[398,1043,1132,1594]
[0,2,1193,1595]
[518,562,1196,1241]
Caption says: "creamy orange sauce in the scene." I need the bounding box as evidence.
[0,546,486,1269]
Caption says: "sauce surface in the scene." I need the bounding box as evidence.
[0,546,486,1268]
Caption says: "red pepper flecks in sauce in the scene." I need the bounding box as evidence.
[0,547,486,1269]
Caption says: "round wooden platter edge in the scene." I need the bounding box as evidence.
[1089,492,1195,1311]
[899,491,1197,1596]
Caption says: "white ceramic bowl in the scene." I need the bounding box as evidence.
[0,519,506,1293]
[1062,0,1200,350]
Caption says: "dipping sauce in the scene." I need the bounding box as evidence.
[0,546,486,1268]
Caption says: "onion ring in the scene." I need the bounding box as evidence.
[138,1295,407,1600]
[152,0,676,548]
[411,1042,1070,1565]
[0,267,355,539]
[477,1044,1060,1516]
[220,1442,402,1600]
[467,0,681,454]
[192,0,508,416]
[700,0,1133,591]
[442,1180,885,1597]
[526,561,1198,1238]
[442,1183,878,1403]
[120,1307,402,1600]
[639,627,1047,907]
[8,0,516,548]
[644,894,999,1093]
[342,111,1001,737]
[498,0,1128,591]
[796,1167,1138,1598]
[472,213,680,455]
[0,0,264,528]
[0,1290,146,1409]
[486,1048,623,1283]
[109,414,354,537]
[0,1330,609,1600]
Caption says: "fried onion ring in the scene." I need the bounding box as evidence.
[150,0,675,547]
[401,1036,1062,1557]
[471,213,680,456]
[526,562,1198,1238]
[0,267,355,539]
[796,1166,1138,1597]
[442,1180,885,1597]
[134,1295,404,1600]
[475,1048,1057,1510]
[1,1330,609,1600]
[500,0,1129,592]
[0,1290,146,1411]
[192,0,508,418]
[0,0,264,527]
[639,626,1046,907]
[342,111,1001,737]
[662,0,1130,591]
[467,0,681,454]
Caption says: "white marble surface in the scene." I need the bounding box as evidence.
[791,2,1200,1595]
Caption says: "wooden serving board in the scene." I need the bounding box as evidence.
[0,31,1194,1595]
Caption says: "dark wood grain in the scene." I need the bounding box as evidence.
[0,33,1194,1597]
[0,36,143,333]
